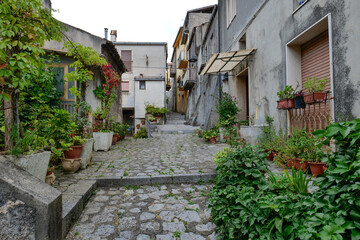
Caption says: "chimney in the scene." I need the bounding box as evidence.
[110,30,117,42]
[104,28,108,40]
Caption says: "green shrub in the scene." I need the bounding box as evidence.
[133,127,147,139]
[215,92,240,123]
[210,119,360,239]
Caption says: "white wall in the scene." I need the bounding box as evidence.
[114,43,167,121]
[135,80,166,118]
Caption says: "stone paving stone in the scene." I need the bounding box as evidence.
[53,134,227,193]
[65,184,216,240]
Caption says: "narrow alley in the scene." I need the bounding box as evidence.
[56,112,227,239]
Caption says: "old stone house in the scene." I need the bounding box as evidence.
[183,0,360,144]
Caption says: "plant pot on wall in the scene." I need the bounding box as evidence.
[303,92,326,104]
[277,99,295,110]
[294,95,306,109]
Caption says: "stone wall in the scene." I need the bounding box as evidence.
[0,183,36,240]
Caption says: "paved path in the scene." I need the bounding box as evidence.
[65,184,216,240]
[53,134,227,193]
[53,112,227,239]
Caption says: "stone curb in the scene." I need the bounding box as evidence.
[96,173,216,187]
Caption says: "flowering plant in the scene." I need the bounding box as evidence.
[92,63,121,130]
[215,92,240,123]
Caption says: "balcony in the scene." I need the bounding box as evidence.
[178,51,188,70]
[182,72,195,90]
[170,65,176,77]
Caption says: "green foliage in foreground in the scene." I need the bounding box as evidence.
[133,127,147,139]
[209,121,360,240]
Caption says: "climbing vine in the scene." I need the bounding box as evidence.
[0,0,63,150]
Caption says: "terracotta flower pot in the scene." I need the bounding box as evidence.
[287,158,295,168]
[303,92,326,104]
[209,137,217,144]
[112,134,118,145]
[277,99,295,109]
[308,162,326,177]
[265,149,274,160]
[62,158,82,172]
[93,129,99,132]
[136,124,140,129]
[141,120,145,125]
[294,158,308,172]
[64,145,83,159]
[46,165,55,176]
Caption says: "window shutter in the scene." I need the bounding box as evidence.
[292,31,331,132]
[121,50,132,72]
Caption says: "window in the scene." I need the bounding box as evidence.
[121,81,129,92]
[54,64,76,101]
[121,50,132,72]
[139,80,146,90]
[226,0,236,27]
[293,0,309,12]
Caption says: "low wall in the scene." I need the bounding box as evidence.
[0,159,62,240]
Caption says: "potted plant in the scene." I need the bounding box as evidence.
[63,136,85,159]
[111,122,122,144]
[294,90,306,109]
[258,116,281,160]
[276,85,295,109]
[303,77,328,104]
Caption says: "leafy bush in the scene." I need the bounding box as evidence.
[215,92,240,123]
[210,120,360,239]
[303,77,328,93]
[145,104,169,115]
[277,85,295,100]
[133,127,147,139]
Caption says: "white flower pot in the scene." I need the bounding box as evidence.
[93,132,113,151]
[80,138,94,169]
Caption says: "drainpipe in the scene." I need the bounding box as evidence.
[104,28,108,40]
[217,6,222,99]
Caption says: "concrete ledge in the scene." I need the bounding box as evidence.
[0,159,62,240]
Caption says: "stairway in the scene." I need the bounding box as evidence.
[157,112,200,135]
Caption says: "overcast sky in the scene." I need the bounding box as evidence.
[51,0,217,61]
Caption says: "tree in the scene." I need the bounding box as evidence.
[0,0,63,151]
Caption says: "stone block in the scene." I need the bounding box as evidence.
[172,174,201,184]
[0,159,62,240]
[62,194,83,238]
[80,138,94,169]
[150,175,173,185]
[93,132,113,151]
[1,151,51,182]
[200,173,217,182]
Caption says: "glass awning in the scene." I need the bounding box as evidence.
[200,48,256,75]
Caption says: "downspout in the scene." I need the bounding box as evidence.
[217,5,222,99]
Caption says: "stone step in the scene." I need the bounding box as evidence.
[157,125,200,134]
[62,180,97,238]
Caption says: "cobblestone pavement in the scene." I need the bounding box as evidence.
[53,134,227,193]
[65,183,217,240]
